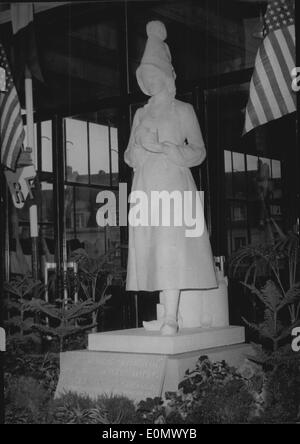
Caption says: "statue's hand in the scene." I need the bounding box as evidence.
[161,141,180,153]
[142,142,164,153]
[142,141,179,154]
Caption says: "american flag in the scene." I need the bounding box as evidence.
[0,42,25,170]
[244,0,296,134]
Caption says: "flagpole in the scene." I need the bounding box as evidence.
[296,0,300,235]
[25,65,39,280]
[0,169,6,424]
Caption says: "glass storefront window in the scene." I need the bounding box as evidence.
[23,122,38,170]
[232,152,246,200]
[206,79,295,256]
[65,118,89,184]
[23,120,53,173]
[40,181,54,224]
[65,185,121,263]
[225,150,284,253]
[65,109,119,187]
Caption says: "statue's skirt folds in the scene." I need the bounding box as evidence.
[126,151,218,292]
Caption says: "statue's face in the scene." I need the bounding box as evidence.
[139,65,166,96]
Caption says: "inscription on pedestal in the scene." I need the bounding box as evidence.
[55,351,167,402]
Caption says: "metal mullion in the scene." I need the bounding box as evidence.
[73,186,77,240]
[87,121,91,185]
[245,154,252,245]
[64,180,119,192]
[108,123,113,188]
[37,121,42,173]
[53,115,66,277]
[296,0,300,232]
[229,151,234,254]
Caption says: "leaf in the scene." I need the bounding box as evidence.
[262,281,283,311]
[5,316,23,327]
[281,284,300,308]
[242,283,273,311]
[242,317,274,341]
[23,317,35,330]
[26,299,62,321]
[65,300,101,321]
[5,300,21,310]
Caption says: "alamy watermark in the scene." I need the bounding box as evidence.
[96,183,205,238]
[292,327,300,353]
[291,67,300,92]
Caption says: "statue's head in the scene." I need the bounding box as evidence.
[136,21,176,97]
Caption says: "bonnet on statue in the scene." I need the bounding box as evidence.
[136,21,176,96]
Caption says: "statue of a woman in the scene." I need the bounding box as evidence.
[125,21,217,336]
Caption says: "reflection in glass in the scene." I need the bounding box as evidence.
[234,234,247,252]
[65,118,89,183]
[24,123,38,170]
[40,182,53,224]
[89,122,112,186]
[224,151,233,199]
[259,157,272,175]
[89,123,109,176]
[271,160,282,201]
[41,121,53,172]
[272,160,281,179]
[232,152,246,199]
[246,155,258,172]
[65,186,120,262]
[232,152,245,173]
[65,186,75,232]
[65,110,119,187]
[224,151,232,173]
[225,150,284,254]
[231,202,247,222]
[111,126,119,186]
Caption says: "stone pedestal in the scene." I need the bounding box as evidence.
[56,326,254,403]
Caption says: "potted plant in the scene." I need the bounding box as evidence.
[230,230,300,351]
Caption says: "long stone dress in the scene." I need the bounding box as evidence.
[124,98,217,292]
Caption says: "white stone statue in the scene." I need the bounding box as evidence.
[124,21,220,336]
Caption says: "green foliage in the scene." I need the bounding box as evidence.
[136,398,166,424]
[247,346,300,424]
[48,393,137,424]
[262,356,300,424]
[4,248,125,353]
[4,276,44,349]
[242,280,299,351]
[27,295,111,352]
[5,352,59,396]
[71,248,126,301]
[136,357,262,424]
[5,376,51,424]
[71,248,126,333]
[4,352,300,424]
[164,357,256,424]
[230,231,300,351]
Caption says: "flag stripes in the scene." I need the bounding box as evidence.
[0,43,25,170]
[244,0,296,134]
